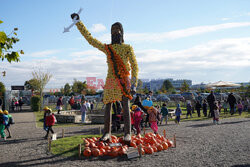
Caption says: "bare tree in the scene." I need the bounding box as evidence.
[32,68,52,111]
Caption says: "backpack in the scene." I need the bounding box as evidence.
[0,114,4,124]
[8,116,14,124]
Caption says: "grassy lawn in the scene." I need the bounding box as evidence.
[51,134,101,157]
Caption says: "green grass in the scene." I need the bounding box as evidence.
[51,134,101,157]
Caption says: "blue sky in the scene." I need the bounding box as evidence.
[1,0,250,89]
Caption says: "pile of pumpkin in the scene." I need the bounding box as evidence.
[82,133,173,157]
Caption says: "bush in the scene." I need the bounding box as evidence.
[31,95,40,111]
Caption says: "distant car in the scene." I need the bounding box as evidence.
[168,94,185,101]
[157,94,170,102]
[181,92,197,101]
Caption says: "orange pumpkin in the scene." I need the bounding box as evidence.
[97,142,105,149]
[83,148,92,157]
[167,140,173,147]
[136,139,143,145]
[130,141,137,148]
[152,146,157,152]
[156,144,163,151]
[92,148,101,157]
[89,142,96,148]
[92,137,97,141]
[99,148,106,156]
[162,142,168,150]
[145,146,154,154]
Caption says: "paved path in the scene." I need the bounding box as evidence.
[0,111,249,167]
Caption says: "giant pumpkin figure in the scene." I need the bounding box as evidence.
[71,13,138,142]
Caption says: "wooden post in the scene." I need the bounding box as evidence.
[78,144,82,158]
[174,134,176,148]
[138,144,142,157]
[99,126,101,135]
[48,134,51,152]
[143,127,145,135]
[62,129,65,138]
[163,129,166,138]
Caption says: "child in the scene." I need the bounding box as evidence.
[3,110,14,138]
[148,106,158,134]
[0,110,8,140]
[214,101,220,125]
[45,109,56,139]
[186,101,192,118]
[237,101,243,115]
[195,100,202,117]
[202,99,208,117]
[80,100,88,123]
[132,105,144,135]
[222,101,228,114]
[43,107,50,132]
[160,103,169,125]
[130,109,136,134]
[175,104,182,124]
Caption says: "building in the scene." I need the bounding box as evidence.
[142,78,192,91]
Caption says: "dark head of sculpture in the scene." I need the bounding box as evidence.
[111,22,124,44]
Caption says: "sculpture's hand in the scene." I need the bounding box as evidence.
[71,13,80,20]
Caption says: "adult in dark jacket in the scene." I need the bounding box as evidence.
[227,93,236,115]
[207,91,216,118]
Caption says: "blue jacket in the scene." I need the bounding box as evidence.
[175,104,182,116]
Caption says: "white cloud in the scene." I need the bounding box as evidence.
[23,50,61,58]
[98,22,250,42]
[2,37,250,89]
[90,24,107,33]
[221,17,231,21]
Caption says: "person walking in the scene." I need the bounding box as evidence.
[0,110,8,140]
[186,101,192,118]
[68,96,75,110]
[18,97,24,111]
[148,106,158,134]
[207,91,216,118]
[56,97,63,114]
[195,100,202,117]
[214,101,220,125]
[90,101,94,113]
[227,93,237,115]
[160,103,169,125]
[202,99,208,117]
[132,105,144,135]
[237,101,243,115]
[222,100,228,114]
[45,110,56,139]
[80,100,88,123]
[43,107,50,133]
[175,104,182,124]
[3,110,14,138]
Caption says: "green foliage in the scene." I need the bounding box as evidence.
[0,82,6,95]
[161,80,174,93]
[24,79,38,90]
[72,79,87,94]
[64,83,71,96]
[31,95,40,111]
[180,80,190,92]
[0,20,24,63]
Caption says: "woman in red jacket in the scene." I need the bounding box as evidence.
[45,109,55,139]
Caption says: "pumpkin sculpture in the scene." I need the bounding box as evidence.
[82,133,173,157]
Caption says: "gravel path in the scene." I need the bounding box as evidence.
[0,111,249,167]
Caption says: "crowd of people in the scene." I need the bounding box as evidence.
[10,97,24,112]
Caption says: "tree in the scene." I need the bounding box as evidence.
[31,68,52,111]
[72,79,87,95]
[64,83,71,96]
[0,20,24,63]
[162,80,174,93]
[180,80,190,92]
[0,82,6,110]
[0,82,6,95]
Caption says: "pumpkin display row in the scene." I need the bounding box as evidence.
[82,133,173,157]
